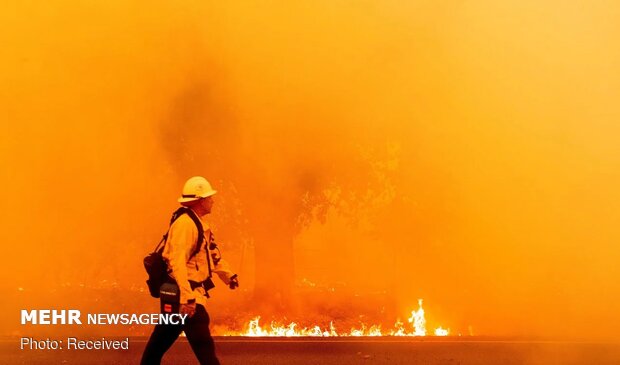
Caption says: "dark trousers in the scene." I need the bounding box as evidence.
[140,304,220,365]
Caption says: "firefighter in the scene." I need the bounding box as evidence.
[141,176,238,365]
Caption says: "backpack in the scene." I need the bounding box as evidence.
[144,207,204,298]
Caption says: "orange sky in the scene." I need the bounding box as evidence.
[1,1,619,339]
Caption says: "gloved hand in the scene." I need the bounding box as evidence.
[228,274,239,290]
[180,301,196,318]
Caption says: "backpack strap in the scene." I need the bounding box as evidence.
[153,207,205,260]
[181,207,205,259]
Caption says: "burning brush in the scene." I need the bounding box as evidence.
[225,299,450,337]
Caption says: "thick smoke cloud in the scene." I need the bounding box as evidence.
[1,1,619,339]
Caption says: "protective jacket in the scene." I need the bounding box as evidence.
[162,211,235,307]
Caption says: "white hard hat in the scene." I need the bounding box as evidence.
[178,176,217,203]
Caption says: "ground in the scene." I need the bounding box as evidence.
[3,337,620,365]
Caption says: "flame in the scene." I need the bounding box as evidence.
[408,298,426,336]
[234,299,450,337]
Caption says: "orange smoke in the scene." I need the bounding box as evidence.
[1,1,620,340]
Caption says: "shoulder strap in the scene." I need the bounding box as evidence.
[181,207,205,259]
[153,207,205,259]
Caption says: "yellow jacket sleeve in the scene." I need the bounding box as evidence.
[163,215,197,304]
[206,231,236,285]
[213,258,236,285]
